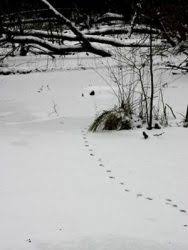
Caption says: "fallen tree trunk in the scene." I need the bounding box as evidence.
[1,34,111,57]
[2,17,58,27]
[1,35,91,54]
[1,0,112,58]
[3,29,166,48]
[84,26,159,36]
[96,12,124,23]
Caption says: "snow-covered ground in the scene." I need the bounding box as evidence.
[0,55,188,250]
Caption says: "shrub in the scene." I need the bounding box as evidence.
[89,107,142,132]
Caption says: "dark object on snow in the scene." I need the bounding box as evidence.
[180,209,187,213]
[20,45,29,56]
[153,132,165,137]
[82,93,84,97]
[154,123,161,129]
[184,122,188,128]
[89,90,95,96]
[143,131,149,139]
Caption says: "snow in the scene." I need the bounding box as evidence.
[0,55,188,250]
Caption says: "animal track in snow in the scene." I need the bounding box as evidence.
[80,127,188,230]
[180,209,187,213]
[166,198,172,202]
[165,202,171,205]
[146,197,153,201]
[172,204,178,208]
[99,163,104,167]
[124,189,130,192]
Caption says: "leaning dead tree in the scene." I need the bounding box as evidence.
[39,0,111,57]
[0,0,111,57]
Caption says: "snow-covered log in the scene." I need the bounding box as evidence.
[0,35,96,55]
[97,12,124,23]
[3,30,165,48]
[84,26,159,36]
[3,17,58,27]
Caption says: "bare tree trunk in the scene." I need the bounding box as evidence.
[148,24,154,130]
[128,0,143,38]
[185,105,188,122]
[18,15,28,56]
[184,105,188,127]
[138,68,149,124]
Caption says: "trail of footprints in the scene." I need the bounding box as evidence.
[81,127,188,229]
